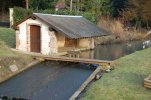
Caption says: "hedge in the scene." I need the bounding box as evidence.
[13,7,33,25]
[13,7,97,25]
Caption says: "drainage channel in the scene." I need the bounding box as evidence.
[0,61,94,100]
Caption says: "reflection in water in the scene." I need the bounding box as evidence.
[80,41,144,60]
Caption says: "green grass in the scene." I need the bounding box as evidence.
[0,27,15,47]
[0,48,15,57]
[0,28,34,82]
[0,27,32,59]
[0,27,16,57]
[0,41,33,82]
[0,27,33,64]
[82,48,151,100]
[0,40,15,57]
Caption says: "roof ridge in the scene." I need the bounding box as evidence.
[33,13,83,18]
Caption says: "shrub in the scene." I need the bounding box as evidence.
[38,9,98,23]
[13,7,33,25]
[98,17,146,43]
[13,7,97,25]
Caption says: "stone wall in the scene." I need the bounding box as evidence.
[16,17,95,55]
[17,18,58,55]
[49,31,58,54]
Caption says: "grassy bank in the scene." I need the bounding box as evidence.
[82,47,151,100]
[0,27,15,47]
[0,27,34,83]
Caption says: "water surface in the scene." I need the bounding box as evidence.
[0,62,93,100]
[0,41,148,100]
[80,41,144,60]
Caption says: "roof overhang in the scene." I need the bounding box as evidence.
[15,13,111,39]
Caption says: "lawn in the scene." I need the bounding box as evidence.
[0,27,34,83]
[82,47,151,100]
[0,27,15,47]
[0,27,16,57]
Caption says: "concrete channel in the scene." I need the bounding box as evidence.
[0,40,146,100]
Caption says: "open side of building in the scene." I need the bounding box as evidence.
[16,13,110,55]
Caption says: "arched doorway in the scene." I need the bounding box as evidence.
[30,25,41,53]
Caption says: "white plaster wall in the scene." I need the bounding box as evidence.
[78,38,94,49]
[17,23,27,51]
[40,24,51,55]
[17,18,54,55]
[57,33,65,47]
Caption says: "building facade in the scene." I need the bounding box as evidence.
[16,13,109,55]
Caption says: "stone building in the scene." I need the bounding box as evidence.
[16,13,109,55]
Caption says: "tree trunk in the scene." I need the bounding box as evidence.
[25,0,29,10]
[77,0,80,13]
[70,0,73,11]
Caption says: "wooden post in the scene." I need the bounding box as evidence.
[9,8,13,27]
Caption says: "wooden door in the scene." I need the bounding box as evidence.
[30,25,41,53]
